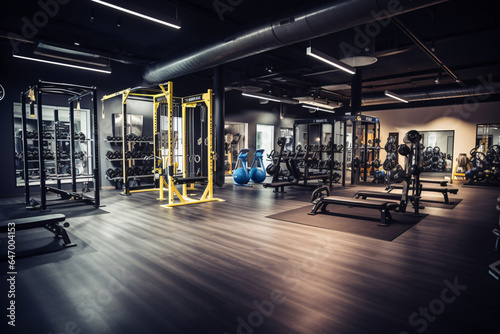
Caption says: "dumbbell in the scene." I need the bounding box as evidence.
[106,168,115,178]
[133,166,143,175]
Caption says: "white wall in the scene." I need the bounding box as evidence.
[365,100,500,172]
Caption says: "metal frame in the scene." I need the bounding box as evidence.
[20,80,100,210]
[350,115,380,185]
[101,84,172,198]
[161,89,224,208]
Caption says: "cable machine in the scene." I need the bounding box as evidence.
[161,90,224,208]
[20,80,100,211]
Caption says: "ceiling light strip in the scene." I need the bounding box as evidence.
[92,0,181,29]
[13,54,112,74]
[302,105,336,113]
[384,90,409,103]
[306,47,355,75]
[242,92,282,103]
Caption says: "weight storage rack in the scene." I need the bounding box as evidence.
[20,80,100,210]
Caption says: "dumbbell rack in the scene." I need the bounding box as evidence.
[104,136,154,190]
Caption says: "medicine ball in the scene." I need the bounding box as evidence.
[249,168,266,183]
[233,168,250,184]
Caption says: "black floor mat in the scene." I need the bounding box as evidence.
[0,228,95,264]
[420,198,462,209]
[266,205,427,241]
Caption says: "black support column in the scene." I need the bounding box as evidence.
[21,93,30,205]
[351,68,362,115]
[92,88,100,207]
[36,85,47,210]
[213,65,225,187]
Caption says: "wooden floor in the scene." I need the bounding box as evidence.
[1,178,500,334]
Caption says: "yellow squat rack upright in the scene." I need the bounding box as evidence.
[161,89,224,208]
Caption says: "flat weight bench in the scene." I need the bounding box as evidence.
[0,214,76,247]
[172,176,208,185]
[306,174,330,181]
[419,178,449,186]
[309,196,399,227]
[355,191,402,201]
[387,185,458,204]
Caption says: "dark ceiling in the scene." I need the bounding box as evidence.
[1,0,499,110]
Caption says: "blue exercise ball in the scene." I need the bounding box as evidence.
[250,168,266,183]
[233,168,250,184]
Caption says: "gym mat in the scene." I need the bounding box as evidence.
[266,205,427,241]
[0,201,109,221]
[420,198,462,209]
[0,228,95,264]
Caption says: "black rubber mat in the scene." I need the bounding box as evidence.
[267,204,427,241]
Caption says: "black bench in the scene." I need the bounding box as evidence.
[46,186,84,200]
[387,185,458,204]
[262,181,292,193]
[355,191,402,201]
[419,178,449,186]
[355,190,423,215]
[172,176,208,185]
[309,196,399,227]
[306,174,329,181]
[0,214,76,247]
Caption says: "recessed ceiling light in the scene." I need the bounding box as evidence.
[384,90,409,103]
[306,47,356,75]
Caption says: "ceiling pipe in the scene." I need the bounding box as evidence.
[361,83,500,106]
[143,0,447,85]
[391,17,465,87]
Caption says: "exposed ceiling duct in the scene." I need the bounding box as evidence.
[361,83,500,106]
[143,0,447,85]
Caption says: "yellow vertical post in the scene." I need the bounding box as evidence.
[121,89,131,195]
[205,90,214,200]
[182,103,188,196]
[163,83,175,206]
[153,98,159,171]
